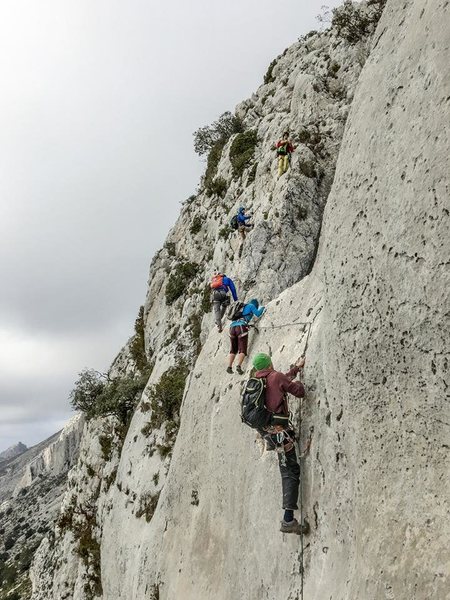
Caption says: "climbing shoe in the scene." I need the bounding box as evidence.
[280,518,310,535]
[236,365,244,375]
[226,367,233,374]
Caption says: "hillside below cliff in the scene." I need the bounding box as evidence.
[8,1,449,599]
[0,417,83,600]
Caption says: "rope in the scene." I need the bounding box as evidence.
[297,318,313,600]
[301,322,313,356]
[256,319,310,331]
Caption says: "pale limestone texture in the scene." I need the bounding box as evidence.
[30,1,449,599]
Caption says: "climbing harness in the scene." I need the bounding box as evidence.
[276,431,287,467]
[274,430,295,467]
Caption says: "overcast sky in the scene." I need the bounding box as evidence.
[0,0,342,452]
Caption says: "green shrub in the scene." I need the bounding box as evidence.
[189,215,202,235]
[164,241,176,257]
[203,140,225,193]
[99,435,113,461]
[193,111,243,157]
[18,543,39,572]
[70,370,149,425]
[149,363,189,429]
[298,205,308,220]
[135,491,160,523]
[69,369,106,416]
[328,60,341,77]
[156,443,173,458]
[141,422,152,437]
[189,313,202,356]
[57,502,75,532]
[264,58,278,84]
[4,536,15,551]
[195,112,243,192]
[98,376,148,424]
[201,285,211,314]
[104,467,118,490]
[74,520,103,598]
[332,0,386,44]
[206,176,227,198]
[165,261,199,305]
[229,130,258,179]
[150,584,160,600]
[130,306,150,372]
[0,562,17,587]
[161,325,180,349]
[218,226,231,240]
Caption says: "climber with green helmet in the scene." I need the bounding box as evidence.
[226,299,265,375]
[251,351,309,535]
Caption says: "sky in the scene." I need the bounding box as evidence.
[0,0,342,452]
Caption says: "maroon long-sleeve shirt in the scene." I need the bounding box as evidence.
[255,366,305,415]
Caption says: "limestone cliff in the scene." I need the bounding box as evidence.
[29,1,449,599]
[0,416,83,600]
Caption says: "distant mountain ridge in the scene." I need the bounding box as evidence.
[0,441,28,462]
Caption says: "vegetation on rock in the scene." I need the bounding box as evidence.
[148,363,189,430]
[193,111,243,157]
[165,261,199,305]
[263,57,278,84]
[130,305,150,372]
[70,369,150,425]
[189,215,203,235]
[193,111,243,193]
[332,0,387,44]
[229,130,258,179]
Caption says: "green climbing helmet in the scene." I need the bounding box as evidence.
[252,352,272,371]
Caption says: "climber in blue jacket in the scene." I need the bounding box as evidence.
[227,299,266,374]
[237,207,253,241]
[210,272,238,332]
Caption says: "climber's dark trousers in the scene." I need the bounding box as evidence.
[260,430,300,510]
[277,445,300,510]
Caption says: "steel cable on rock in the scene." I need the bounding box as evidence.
[297,320,312,600]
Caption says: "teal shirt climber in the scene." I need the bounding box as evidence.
[231,300,265,327]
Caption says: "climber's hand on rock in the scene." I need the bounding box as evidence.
[296,357,305,369]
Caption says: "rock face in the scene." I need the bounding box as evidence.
[29,1,449,599]
[0,442,28,463]
[0,416,83,600]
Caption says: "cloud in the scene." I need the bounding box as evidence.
[0,0,342,450]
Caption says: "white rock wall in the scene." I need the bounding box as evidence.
[101,0,450,598]
[30,1,450,598]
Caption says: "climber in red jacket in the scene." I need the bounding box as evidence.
[275,131,295,177]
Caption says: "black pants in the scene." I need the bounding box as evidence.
[261,430,300,510]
